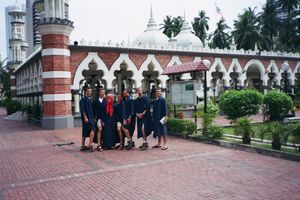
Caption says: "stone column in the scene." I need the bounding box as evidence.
[38,12,74,129]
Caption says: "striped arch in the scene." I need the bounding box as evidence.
[109,53,138,90]
[72,52,109,90]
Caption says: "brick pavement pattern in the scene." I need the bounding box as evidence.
[0,108,300,200]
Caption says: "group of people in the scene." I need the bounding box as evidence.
[79,86,168,152]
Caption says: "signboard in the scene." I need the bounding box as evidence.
[170,81,197,105]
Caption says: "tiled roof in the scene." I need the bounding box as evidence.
[162,61,208,75]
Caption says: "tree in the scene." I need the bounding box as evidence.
[232,7,264,50]
[208,18,231,49]
[218,89,263,120]
[160,16,173,38]
[277,0,300,15]
[160,16,183,38]
[192,10,209,46]
[0,58,10,100]
[172,16,183,37]
[263,90,293,121]
[259,0,280,51]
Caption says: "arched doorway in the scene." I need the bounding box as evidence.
[245,64,262,91]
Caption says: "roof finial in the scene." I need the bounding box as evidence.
[184,10,186,21]
[150,3,153,18]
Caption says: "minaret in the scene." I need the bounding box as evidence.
[7,1,28,100]
[38,0,74,129]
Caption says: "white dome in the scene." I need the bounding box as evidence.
[174,20,203,48]
[133,30,169,47]
[132,6,169,48]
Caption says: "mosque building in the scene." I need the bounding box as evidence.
[5,0,300,129]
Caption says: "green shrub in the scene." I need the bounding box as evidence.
[196,101,219,135]
[5,100,23,115]
[263,90,293,121]
[234,117,254,144]
[289,122,300,151]
[207,125,224,139]
[258,122,290,150]
[167,117,197,136]
[219,89,263,120]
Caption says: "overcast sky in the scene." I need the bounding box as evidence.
[0,0,265,61]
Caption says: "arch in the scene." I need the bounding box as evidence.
[109,53,138,89]
[244,59,265,80]
[166,55,182,67]
[228,58,243,86]
[279,60,295,85]
[72,52,109,90]
[266,60,280,85]
[208,58,229,87]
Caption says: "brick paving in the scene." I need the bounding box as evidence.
[0,108,300,200]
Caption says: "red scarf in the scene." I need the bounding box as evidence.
[106,96,114,117]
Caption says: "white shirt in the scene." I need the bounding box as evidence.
[99,98,104,103]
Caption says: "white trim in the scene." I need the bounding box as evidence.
[43,93,72,101]
[42,48,70,56]
[10,75,16,79]
[11,86,16,90]
[42,71,71,79]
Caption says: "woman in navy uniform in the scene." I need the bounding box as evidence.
[152,88,168,150]
[79,87,96,152]
[101,95,117,149]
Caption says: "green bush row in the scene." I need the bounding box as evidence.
[167,117,197,136]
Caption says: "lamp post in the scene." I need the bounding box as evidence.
[202,60,211,113]
[281,63,290,93]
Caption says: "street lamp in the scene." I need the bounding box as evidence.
[202,59,211,113]
[281,63,290,93]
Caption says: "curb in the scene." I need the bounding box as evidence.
[169,133,300,162]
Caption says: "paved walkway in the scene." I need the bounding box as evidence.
[0,108,300,200]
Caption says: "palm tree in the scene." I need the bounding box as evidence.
[277,0,300,15]
[172,16,183,37]
[276,0,300,52]
[192,10,210,46]
[259,0,280,51]
[208,18,231,49]
[160,16,183,38]
[160,16,173,38]
[232,7,263,50]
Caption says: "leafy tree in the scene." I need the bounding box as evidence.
[258,0,280,51]
[160,16,173,38]
[172,16,183,37]
[160,16,183,38]
[232,7,264,50]
[192,10,209,46]
[263,90,293,121]
[277,0,300,15]
[208,18,231,49]
[218,89,263,120]
[0,58,10,100]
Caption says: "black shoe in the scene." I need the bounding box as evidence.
[140,143,148,151]
[126,140,134,150]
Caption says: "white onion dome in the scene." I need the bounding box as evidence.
[174,17,203,48]
[10,1,23,13]
[132,6,169,48]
